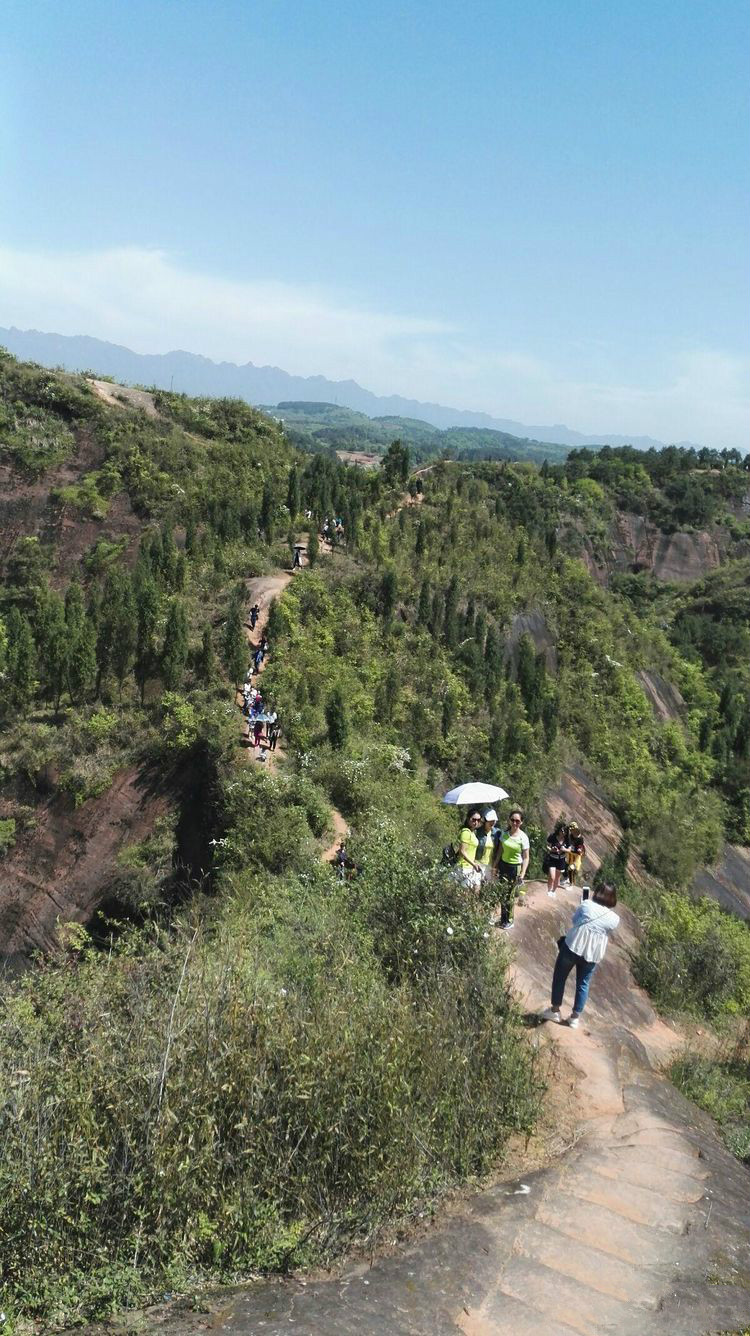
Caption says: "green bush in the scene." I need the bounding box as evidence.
[634,893,750,1017]
[671,1052,750,1163]
[0,873,540,1325]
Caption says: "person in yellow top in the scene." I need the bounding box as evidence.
[457,808,484,891]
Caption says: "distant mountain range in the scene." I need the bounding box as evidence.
[0,326,698,452]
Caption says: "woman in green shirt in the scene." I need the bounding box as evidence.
[492,809,530,929]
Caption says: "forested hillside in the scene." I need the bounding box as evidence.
[268,400,571,464]
[1,349,749,1326]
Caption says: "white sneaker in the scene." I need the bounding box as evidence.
[567,1014,580,1029]
[502,921,515,931]
[547,890,556,897]
[541,1007,561,1023]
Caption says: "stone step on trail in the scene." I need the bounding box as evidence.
[534,1193,682,1269]
[512,1217,665,1308]
[585,1154,707,1204]
[496,1255,658,1336]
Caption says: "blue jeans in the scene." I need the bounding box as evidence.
[551,941,597,1015]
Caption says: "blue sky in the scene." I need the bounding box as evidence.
[2,0,748,446]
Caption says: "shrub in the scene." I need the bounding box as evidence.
[0,879,540,1324]
[634,893,750,1017]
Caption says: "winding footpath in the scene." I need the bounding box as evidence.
[236,542,348,861]
[192,882,750,1336]
[219,542,750,1334]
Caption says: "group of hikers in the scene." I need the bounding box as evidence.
[451,806,618,1028]
[452,808,587,925]
[240,603,281,754]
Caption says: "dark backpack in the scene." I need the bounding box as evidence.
[442,842,458,867]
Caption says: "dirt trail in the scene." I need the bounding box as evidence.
[175,880,750,1336]
[87,379,159,417]
[235,543,343,863]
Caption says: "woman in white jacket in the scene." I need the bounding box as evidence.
[542,882,619,1028]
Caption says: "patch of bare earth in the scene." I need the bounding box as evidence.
[87,379,159,418]
[0,765,172,969]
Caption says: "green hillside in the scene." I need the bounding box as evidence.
[268,399,572,464]
[1,350,749,1325]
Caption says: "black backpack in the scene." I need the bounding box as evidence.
[442,842,458,867]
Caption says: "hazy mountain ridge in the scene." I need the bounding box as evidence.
[0,325,698,451]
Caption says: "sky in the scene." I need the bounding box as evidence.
[1,0,748,448]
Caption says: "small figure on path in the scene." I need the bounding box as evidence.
[563,821,586,886]
[541,881,619,1028]
[293,544,304,569]
[269,721,281,751]
[249,603,260,631]
[253,719,264,748]
[543,819,569,897]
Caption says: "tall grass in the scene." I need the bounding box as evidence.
[0,868,540,1325]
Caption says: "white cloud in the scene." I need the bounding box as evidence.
[0,243,746,448]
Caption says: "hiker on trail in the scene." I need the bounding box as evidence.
[265,708,277,740]
[260,635,269,656]
[492,809,530,929]
[542,881,619,1028]
[477,809,498,883]
[543,819,569,898]
[250,603,260,630]
[293,545,303,569]
[254,647,263,673]
[563,821,586,886]
[456,809,485,891]
[269,720,281,752]
[253,718,264,748]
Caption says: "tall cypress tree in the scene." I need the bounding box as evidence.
[134,575,160,703]
[161,599,189,691]
[67,617,97,705]
[417,578,431,627]
[196,623,216,683]
[287,467,301,522]
[5,608,36,710]
[222,600,246,687]
[325,687,349,750]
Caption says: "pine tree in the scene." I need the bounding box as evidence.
[36,591,68,710]
[379,568,398,621]
[484,626,503,700]
[415,520,426,557]
[67,617,97,704]
[4,608,36,710]
[160,521,179,589]
[541,690,559,747]
[64,581,85,633]
[260,484,274,543]
[134,575,159,703]
[287,467,301,522]
[222,601,246,687]
[110,575,138,693]
[184,515,197,557]
[325,687,349,750]
[307,527,319,568]
[196,624,216,683]
[417,578,431,627]
[443,577,459,648]
[161,599,189,691]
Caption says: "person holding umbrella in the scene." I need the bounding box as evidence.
[441,782,508,894]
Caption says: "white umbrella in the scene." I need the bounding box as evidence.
[442,781,509,806]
